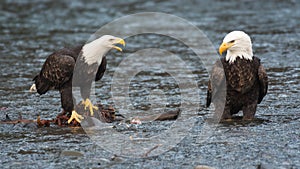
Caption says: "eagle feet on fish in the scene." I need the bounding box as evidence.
[56,103,115,126]
[81,98,98,116]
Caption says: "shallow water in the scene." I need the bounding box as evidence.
[0,0,299,168]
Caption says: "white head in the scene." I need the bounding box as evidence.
[82,35,125,65]
[219,31,253,64]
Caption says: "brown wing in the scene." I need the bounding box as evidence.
[42,54,75,86]
[257,64,268,104]
[34,54,75,94]
[95,57,107,81]
[206,80,213,107]
[206,59,226,107]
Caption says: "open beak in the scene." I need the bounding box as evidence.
[112,38,126,52]
[219,42,233,55]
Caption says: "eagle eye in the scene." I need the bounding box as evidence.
[229,40,235,43]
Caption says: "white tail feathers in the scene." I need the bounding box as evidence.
[29,84,37,92]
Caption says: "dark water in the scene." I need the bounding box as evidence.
[0,0,299,168]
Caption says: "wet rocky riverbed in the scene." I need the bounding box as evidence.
[0,0,299,168]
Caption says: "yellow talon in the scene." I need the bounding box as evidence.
[68,110,84,124]
[83,98,98,116]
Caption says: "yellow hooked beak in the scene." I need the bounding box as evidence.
[112,38,126,52]
[219,42,234,55]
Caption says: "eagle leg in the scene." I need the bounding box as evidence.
[82,98,98,116]
[68,110,84,123]
[220,107,233,121]
[242,104,257,121]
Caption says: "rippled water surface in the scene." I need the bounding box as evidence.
[0,0,299,168]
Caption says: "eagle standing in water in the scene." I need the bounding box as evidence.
[206,31,268,121]
[30,35,125,123]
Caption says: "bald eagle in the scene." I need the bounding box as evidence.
[30,35,125,123]
[206,31,268,121]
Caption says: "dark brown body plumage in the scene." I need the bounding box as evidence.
[206,56,268,120]
[33,45,107,113]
